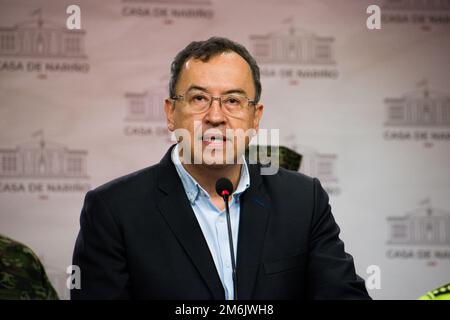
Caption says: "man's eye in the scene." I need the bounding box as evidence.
[192,95,208,102]
[225,97,241,105]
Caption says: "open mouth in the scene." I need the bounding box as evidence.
[202,135,227,142]
[201,133,229,147]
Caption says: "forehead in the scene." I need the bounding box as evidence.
[177,51,254,94]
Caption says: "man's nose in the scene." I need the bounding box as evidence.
[204,98,226,125]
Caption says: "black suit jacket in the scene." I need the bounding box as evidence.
[71,145,370,300]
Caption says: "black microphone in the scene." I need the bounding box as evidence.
[215,177,238,300]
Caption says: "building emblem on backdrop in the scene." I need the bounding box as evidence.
[386,199,450,265]
[383,80,450,147]
[0,10,86,59]
[384,87,450,127]
[285,135,340,196]
[125,89,167,122]
[249,19,338,84]
[0,9,89,76]
[250,27,335,65]
[387,201,450,246]
[123,86,172,141]
[0,131,90,198]
[121,0,214,23]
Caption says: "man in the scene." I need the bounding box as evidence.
[71,37,370,300]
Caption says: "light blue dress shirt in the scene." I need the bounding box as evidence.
[171,144,250,300]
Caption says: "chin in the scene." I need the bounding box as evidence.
[203,148,241,165]
[201,163,229,170]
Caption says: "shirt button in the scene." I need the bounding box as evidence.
[226,262,230,268]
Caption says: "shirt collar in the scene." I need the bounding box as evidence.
[171,143,251,205]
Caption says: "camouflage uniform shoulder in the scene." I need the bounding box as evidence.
[0,234,58,300]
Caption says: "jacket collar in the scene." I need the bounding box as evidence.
[156,145,270,299]
[170,143,251,205]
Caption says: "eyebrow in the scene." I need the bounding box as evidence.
[186,85,248,96]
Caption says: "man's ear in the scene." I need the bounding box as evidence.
[253,103,264,132]
[164,98,175,132]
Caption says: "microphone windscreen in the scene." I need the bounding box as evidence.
[215,177,233,197]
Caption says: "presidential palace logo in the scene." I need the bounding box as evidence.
[386,199,450,266]
[0,9,89,78]
[285,135,341,196]
[381,0,450,31]
[249,18,338,85]
[121,0,214,24]
[382,80,450,147]
[123,85,172,142]
[0,131,90,199]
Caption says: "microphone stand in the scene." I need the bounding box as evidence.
[222,192,238,300]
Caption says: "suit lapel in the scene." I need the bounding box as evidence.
[236,164,271,300]
[155,146,271,300]
[156,147,225,300]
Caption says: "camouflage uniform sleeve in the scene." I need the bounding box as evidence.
[0,234,59,300]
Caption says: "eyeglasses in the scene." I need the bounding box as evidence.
[171,90,256,115]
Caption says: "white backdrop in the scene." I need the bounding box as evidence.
[1,0,449,300]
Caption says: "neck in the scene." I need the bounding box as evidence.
[182,162,242,197]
